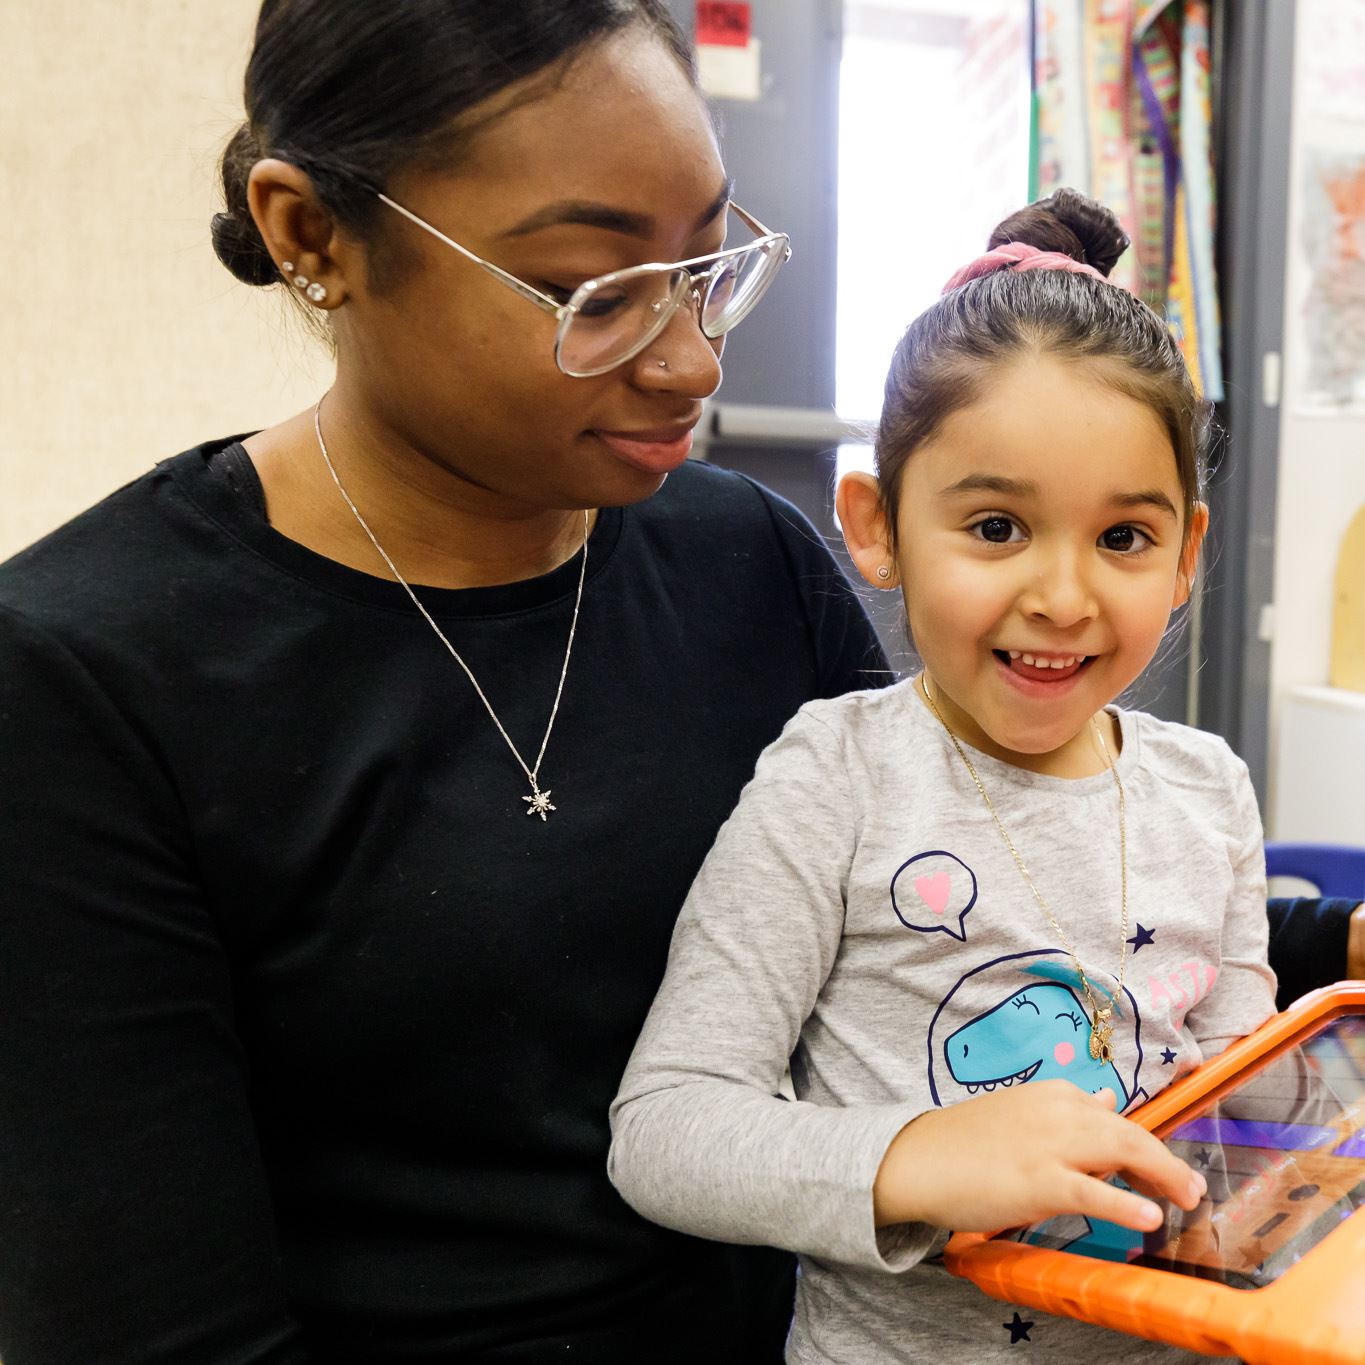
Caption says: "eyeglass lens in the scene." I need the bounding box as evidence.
[556,239,785,378]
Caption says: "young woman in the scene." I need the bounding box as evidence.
[0,4,884,1361]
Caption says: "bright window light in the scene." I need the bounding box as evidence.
[836,1,1031,483]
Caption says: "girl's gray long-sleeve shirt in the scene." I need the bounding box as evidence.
[609,680,1276,1362]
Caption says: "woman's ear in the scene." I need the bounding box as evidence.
[836,471,899,589]
[1173,501,1210,608]
[247,159,351,308]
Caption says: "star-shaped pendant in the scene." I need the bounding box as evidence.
[523,786,556,821]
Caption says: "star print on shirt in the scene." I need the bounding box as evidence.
[1003,1311,1034,1344]
[1161,1046,1177,1064]
[1127,923,1156,951]
[1195,1147,1213,1168]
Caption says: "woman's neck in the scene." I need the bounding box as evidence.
[242,392,595,591]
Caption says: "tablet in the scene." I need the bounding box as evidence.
[945,983,1365,1364]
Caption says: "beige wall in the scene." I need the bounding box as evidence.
[0,0,331,559]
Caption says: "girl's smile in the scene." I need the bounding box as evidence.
[993,649,1093,695]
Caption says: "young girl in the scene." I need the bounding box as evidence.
[609,189,1278,1362]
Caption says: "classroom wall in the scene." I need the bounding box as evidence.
[1265,0,1365,835]
[0,1,331,561]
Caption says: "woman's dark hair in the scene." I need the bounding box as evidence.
[875,188,1208,543]
[210,0,695,289]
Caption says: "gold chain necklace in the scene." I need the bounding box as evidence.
[919,673,1129,1064]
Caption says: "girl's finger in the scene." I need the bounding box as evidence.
[1105,1124,1207,1210]
[1073,1173,1167,1232]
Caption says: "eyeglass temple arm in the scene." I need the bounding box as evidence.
[728,202,793,264]
[376,192,566,318]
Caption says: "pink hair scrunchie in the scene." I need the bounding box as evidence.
[941,241,1107,294]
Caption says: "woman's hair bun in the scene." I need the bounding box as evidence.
[210,210,280,286]
[210,123,280,287]
[987,187,1130,279]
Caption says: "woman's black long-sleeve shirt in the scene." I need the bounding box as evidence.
[0,440,887,1364]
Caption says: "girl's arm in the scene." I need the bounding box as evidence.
[1185,754,1279,1051]
[610,707,937,1270]
[609,707,1203,1270]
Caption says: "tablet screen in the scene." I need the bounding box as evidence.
[1003,1015,1365,1289]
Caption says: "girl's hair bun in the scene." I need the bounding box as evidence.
[210,124,280,287]
[987,187,1130,279]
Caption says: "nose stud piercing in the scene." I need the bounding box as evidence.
[657,359,669,370]
[876,565,892,581]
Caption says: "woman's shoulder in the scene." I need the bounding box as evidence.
[0,440,240,643]
[641,460,827,554]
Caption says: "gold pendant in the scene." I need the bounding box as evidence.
[1089,1013,1114,1064]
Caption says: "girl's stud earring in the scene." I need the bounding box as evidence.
[876,565,892,581]
[305,282,328,304]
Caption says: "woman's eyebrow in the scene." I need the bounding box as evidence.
[500,178,735,240]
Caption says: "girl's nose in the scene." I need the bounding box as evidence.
[1020,548,1099,627]
[630,286,724,399]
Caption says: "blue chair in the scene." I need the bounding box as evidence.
[1264,842,1365,899]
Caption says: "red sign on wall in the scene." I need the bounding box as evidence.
[696,2,751,48]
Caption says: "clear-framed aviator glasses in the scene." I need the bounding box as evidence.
[376,192,792,378]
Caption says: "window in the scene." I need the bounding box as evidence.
[837,1,1031,478]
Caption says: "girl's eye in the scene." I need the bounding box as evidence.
[1100,525,1152,554]
[970,515,1024,544]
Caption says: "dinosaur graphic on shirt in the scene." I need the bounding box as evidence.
[943,982,1130,1108]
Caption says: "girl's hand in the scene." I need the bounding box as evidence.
[873,1081,1205,1233]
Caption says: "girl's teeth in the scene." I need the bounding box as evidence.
[1011,652,1083,669]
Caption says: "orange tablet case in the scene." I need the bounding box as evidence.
[945,983,1365,1363]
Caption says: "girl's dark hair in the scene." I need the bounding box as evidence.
[875,188,1208,542]
[210,0,695,289]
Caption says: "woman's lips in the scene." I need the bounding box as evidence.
[592,426,695,474]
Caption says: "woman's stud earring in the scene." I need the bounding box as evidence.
[876,564,892,581]
[305,282,328,304]
[293,273,309,289]
[281,261,295,274]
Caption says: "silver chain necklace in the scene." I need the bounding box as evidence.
[919,673,1129,1064]
[312,403,588,821]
